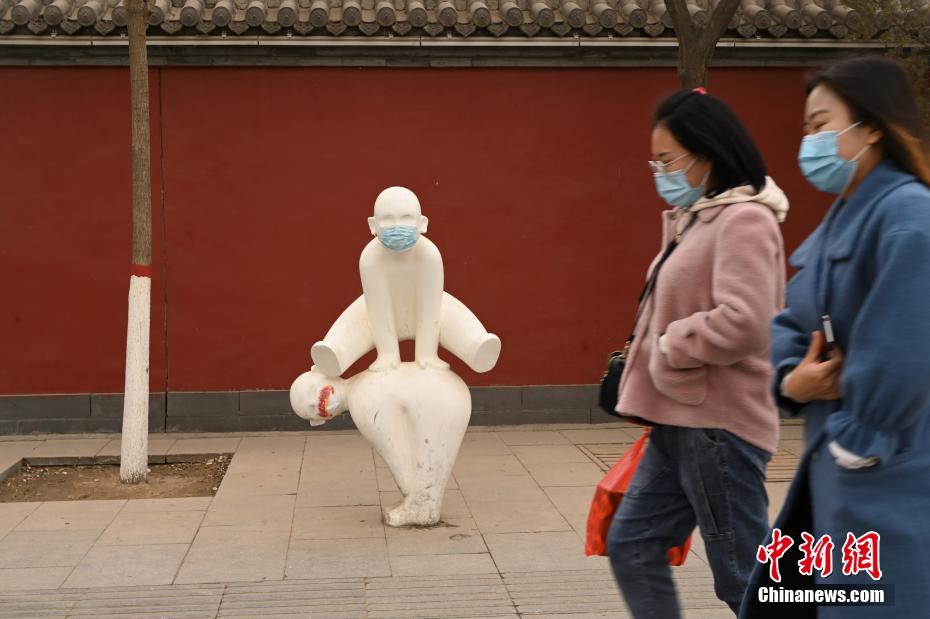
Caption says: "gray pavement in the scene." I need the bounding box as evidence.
[0,422,803,618]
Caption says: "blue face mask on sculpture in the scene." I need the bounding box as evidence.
[378,225,419,252]
[652,154,708,209]
[798,121,869,194]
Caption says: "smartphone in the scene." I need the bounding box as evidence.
[820,314,836,361]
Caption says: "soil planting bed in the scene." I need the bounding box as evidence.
[0,456,230,502]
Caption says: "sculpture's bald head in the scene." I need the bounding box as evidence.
[289,368,347,426]
[369,186,429,240]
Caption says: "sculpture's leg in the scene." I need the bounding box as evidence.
[352,402,416,498]
[414,242,448,370]
[439,294,501,373]
[384,397,470,527]
[360,262,402,372]
[311,296,375,378]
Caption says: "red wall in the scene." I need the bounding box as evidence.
[0,65,828,394]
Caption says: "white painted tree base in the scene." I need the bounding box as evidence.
[120,274,151,484]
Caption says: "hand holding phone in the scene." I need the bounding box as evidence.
[820,314,836,361]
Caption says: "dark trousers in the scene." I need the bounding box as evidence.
[606,425,772,618]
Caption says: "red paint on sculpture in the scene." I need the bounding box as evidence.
[317,385,335,418]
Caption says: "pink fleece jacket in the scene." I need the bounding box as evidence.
[616,191,786,454]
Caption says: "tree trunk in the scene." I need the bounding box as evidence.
[121,0,152,485]
[677,38,709,88]
[666,0,741,88]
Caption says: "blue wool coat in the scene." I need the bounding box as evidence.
[740,161,930,619]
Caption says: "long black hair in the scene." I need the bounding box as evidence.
[654,90,767,198]
[806,56,930,186]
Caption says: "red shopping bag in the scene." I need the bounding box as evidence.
[584,427,692,565]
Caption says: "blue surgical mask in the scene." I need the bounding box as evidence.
[652,156,708,208]
[798,122,869,194]
[378,225,419,251]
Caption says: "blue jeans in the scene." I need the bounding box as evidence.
[606,425,771,618]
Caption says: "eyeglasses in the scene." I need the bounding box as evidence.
[648,152,693,175]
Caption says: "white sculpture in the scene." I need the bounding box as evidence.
[291,186,501,527]
[291,365,471,526]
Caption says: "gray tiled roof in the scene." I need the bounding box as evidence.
[0,0,909,40]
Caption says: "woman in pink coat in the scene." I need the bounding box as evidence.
[606,89,787,618]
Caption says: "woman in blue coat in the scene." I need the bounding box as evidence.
[740,57,930,618]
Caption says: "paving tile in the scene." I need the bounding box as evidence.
[201,495,295,531]
[523,461,605,487]
[95,437,177,464]
[496,431,572,446]
[0,443,34,481]
[453,455,528,479]
[0,567,73,591]
[63,543,191,588]
[285,538,391,579]
[528,613,631,618]
[16,500,126,531]
[510,444,593,464]
[218,579,365,617]
[296,476,380,508]
[385,517,487,556]
[166,438,241,462]
[175,526,290,584]
[122,497,213,513]
[543,486,597,534]
[456,432,513,457]
[233,436,306,459]
[96,510,205,546]
[375,467,399,492]
[456,474,550,503]
[26,439,111,464]
[0,502,41,530]
[559,428,640,445]
[388,553,499,577]
[0,529,101,568]
[767,481,791,523]
[779,438,807,457]
[214,470,300,498]
[779,423,805,440]
[485,532,607,573]
[70,587,222,619]
[504,569,628,616]
[291,505,385,540]
[466,500,573,534]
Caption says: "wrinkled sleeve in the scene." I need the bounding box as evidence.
[770,306,809,417]
[827,229,930,464]
[663,206,782,370]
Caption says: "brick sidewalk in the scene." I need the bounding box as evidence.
[0,423,803,618]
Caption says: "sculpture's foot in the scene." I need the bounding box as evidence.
[310,342,343,377]
[415,356,450,371]
[368,355,401,372]
[385,497,441,527]
[471,334,502,373]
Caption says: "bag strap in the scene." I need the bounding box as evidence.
[621,212,698,355]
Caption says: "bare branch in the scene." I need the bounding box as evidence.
[665,0,695,41]
[706,0,743,41]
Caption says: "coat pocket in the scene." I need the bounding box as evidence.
[648,347,708,405]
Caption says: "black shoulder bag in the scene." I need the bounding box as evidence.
[598,214,697,417]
